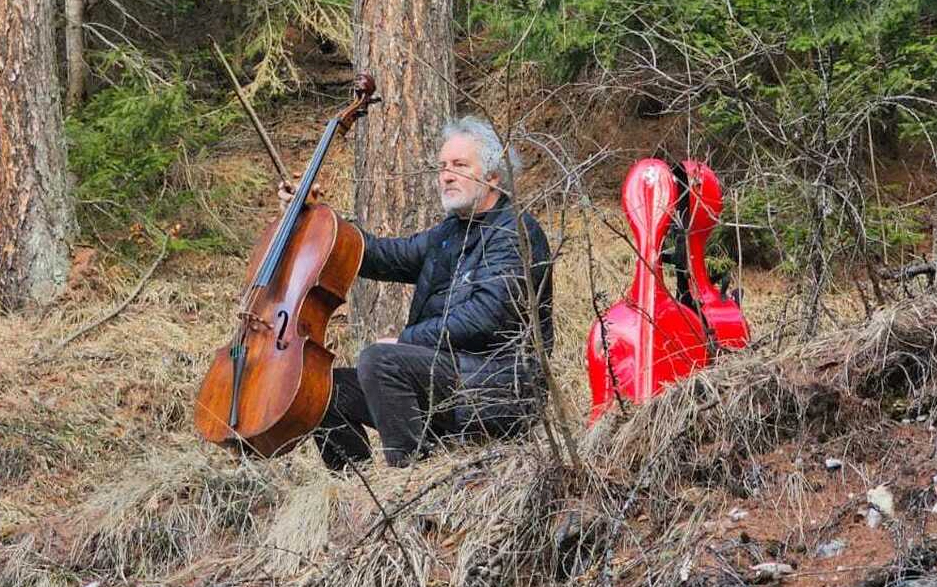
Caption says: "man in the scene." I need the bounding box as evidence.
[280,116,553,470]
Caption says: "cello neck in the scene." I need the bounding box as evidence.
[623,160,675,304]
[250,73,379,291]
[253,118,340,289]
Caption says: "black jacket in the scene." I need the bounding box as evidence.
[358,196,553,432]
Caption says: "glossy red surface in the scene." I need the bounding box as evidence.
[586,159,709,422]
[683,160,750,350]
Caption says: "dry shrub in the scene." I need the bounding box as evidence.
[71,447,277,576]
[291,444,710,586]
[0,535,71,587]
[585,295,937,512]
[299,446,571,587]
[833,295,937,408]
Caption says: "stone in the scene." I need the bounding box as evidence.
[825,458,843,471]
[751,562,794,580]
[678,557,692,582]
[867,484,895,516]
[867,507,883,528]
[817,539,847,558]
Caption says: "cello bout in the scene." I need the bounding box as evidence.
[195,204,364,457]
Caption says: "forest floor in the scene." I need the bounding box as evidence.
[4,63,937,586]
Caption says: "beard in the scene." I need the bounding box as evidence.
[440,185,486,217]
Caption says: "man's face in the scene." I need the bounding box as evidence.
[438,134,490,216]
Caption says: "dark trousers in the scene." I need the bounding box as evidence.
[313,342,461,470]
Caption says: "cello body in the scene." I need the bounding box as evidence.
[195,205,363,457]
[586,159,709,422]
[195,74,376,457]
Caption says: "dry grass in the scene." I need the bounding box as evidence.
[71,447,277,576]
[240,461,333,577]
[3,100,936,585]
[7,279,932,585]
[0,535,73,587]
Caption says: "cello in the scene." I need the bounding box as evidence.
[585,159,709,422]
[194,74,379,457]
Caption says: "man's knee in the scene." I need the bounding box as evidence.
[357,342,400,387]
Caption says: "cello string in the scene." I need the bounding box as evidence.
[255,119,340,288]
[230,120,340,352]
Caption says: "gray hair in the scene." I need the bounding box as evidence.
[442,116,522,191]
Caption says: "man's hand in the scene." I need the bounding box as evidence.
[277,180,324,211]
[376,337,398,344]
[277,181,296,212]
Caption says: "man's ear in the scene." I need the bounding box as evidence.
[485,172,501,192]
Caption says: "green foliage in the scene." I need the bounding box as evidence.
[710,181,927,272]
[864,199,928,252]
[471,0,936,271]
[239,0,352,97]
[469,0,634,80]
[67,0,357,255]
[469,0,937,138]
[472,0,935,87]
[66,51,235,246]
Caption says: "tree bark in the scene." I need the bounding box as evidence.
[65,0,85,111]
[0,0,75,310]
[350,0,454,345]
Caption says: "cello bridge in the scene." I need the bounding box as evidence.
[237,311,274,331]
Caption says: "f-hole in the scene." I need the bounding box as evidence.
[275,310,289,350]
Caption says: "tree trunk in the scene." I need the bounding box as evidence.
[65,0,85,111]
[801,46,833,340]
[0,0,75,310]
[349,0,454,345]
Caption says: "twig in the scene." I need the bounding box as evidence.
[516,211,583,471]
[879,262,937,283]
[327,451,421,586]
[599,519,623,587]
[583,207,628,417]
[31,236,170,363]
